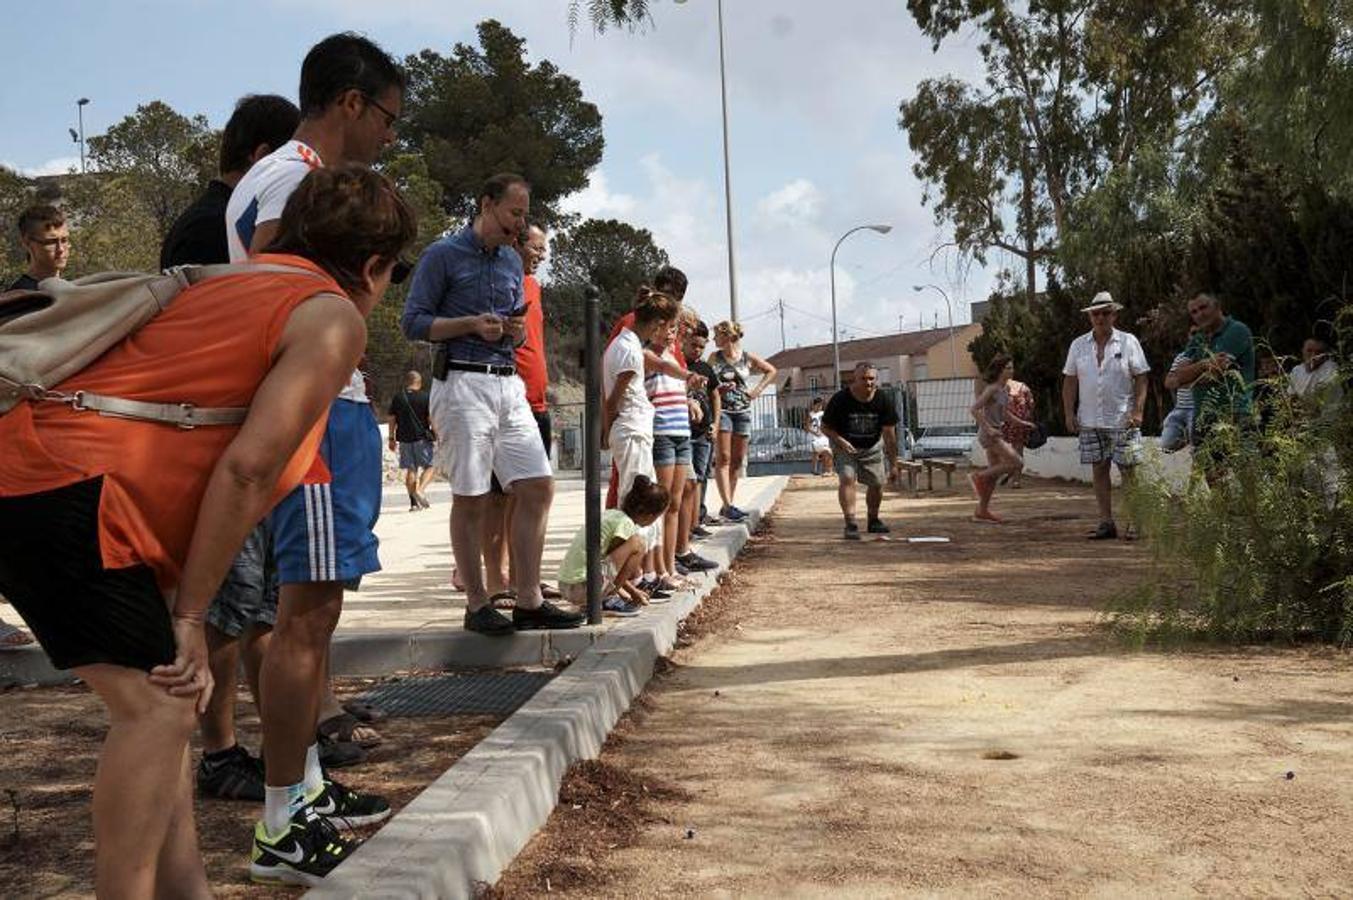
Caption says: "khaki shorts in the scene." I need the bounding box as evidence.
[833,441,888,488]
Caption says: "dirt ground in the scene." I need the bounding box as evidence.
[0,675,502,897]
[496,475,1353,897]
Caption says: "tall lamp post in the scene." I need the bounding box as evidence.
[912,283,957,373]
[675,0,738,321]
[76,97,90,174]
[829,224,892,389]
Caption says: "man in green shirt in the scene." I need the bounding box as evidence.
[1164,293,1255,474]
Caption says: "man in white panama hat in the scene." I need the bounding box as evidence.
[1060,291,1150,539]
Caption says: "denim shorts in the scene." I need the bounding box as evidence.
[206,521,278,638]
[653,433,692,467]
[398,439,435,471]
[688,435,713,482]
[719,409,752,436]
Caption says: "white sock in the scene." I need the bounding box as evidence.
[303,743,325,798]
[643,572,656,582]
[264,782,307,838]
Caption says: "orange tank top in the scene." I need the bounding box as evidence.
[0,253,344,589]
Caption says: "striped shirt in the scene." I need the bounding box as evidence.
[646,348,691,437]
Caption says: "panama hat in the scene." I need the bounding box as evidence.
[1080,291,1122,313]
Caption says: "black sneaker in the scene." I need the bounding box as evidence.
[197,745,266,802]
[690,525,712,539]
[251,806,356,887]
[866,518,890,535]
[675,560,692,576]
[1088,521,1118,540]
[308,775,392,828]
[636,577,673,600]
[464,604,515,636]
[513,600,586,631]
[843,521,861,541]
[677,551,719,572]
[316,732,365,769]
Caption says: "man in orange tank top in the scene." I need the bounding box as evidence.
[0,166,416,897]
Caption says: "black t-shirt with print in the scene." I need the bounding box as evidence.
[822,388,898,450]
[688,359,718,438]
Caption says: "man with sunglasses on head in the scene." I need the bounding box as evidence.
[1061,291,1150,541]
[9,204,70,291]
[403,174,585,636]
[225,32,406,885]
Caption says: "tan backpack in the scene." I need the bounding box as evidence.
[0,263,327,428]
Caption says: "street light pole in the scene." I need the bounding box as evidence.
[830,223,892,390]
[715,0,738,322]
[912,283,957,373]
[676,0,738,321]
[76,98,90,174]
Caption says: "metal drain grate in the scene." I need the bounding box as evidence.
[354,671,555,717]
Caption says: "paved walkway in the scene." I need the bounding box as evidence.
[0,475,775,638]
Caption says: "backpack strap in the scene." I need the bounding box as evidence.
[68,391,247,429]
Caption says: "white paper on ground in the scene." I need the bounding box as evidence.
[907,536,951,543]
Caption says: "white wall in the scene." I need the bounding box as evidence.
[970,436,1192,490]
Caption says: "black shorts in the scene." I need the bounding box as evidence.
[490,410,553,495]
[0,477,176,672]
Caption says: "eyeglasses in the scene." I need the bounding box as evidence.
[28,236,70,248]
[362,94,399,129]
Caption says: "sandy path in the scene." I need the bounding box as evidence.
[496,476,1353,897]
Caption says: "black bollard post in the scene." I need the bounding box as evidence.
[583,285,602,625]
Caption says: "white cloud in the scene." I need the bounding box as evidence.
[3,156,81,177]
[756,178,823,226]
[558,169,637,220]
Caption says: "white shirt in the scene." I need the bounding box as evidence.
[603,328,654,444]
[1062,328,1150,429]
[225,140,368,404]
[1289,358,1339,400]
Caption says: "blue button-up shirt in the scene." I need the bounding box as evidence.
[401,223,524,366]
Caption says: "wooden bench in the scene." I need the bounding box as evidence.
[922,458,957,490]
[895,459,924,492]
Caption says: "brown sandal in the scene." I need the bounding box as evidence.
[488,590,517,610]
[318,712,382,749]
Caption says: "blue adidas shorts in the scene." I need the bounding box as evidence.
[271,399,382,585]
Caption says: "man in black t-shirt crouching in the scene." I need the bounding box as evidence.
[820,362,903,540]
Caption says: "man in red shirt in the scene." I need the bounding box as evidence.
[480,224,556,603]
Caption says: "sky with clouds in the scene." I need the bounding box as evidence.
[1,0,1010,359]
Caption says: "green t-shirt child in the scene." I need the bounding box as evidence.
[557,508,640,586]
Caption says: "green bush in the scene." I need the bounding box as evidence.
[1114,355,1351,645]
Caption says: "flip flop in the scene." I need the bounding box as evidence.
[342,700,388,724]
[0,621,33,649]
[318,712,383,749]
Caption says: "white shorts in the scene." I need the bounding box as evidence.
[610,431,660,551]
[429,370,552,496]
[610,430,656,504]
[811,434,830,453]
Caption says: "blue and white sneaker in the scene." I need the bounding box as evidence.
[602,596,642,617]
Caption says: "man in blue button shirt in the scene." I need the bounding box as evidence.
[402,173,583,634]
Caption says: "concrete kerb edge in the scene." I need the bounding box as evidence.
[306,475,789,899]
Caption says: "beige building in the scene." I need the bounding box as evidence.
[766,322,984,393]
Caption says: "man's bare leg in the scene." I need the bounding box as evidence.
[507,476,554,609]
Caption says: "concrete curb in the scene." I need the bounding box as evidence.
[306,475,790,899]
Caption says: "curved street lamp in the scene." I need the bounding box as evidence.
[912,283,957,373]
[830,224,892,388]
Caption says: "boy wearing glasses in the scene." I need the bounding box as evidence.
[10,204,70,290]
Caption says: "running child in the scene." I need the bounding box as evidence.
[969,354,1035,524]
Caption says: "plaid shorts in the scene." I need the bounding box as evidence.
[1079,427,1143,467]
